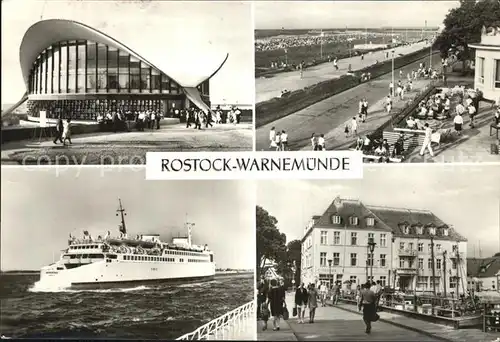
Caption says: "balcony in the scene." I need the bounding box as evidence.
[398,249,417,257]
[449,252,465,259]
[396,267,417,275]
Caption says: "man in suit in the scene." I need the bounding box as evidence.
[53,115,64,144]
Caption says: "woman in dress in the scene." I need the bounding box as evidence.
[267,279,284,331]
[307,283,319,323]
[294,283,308,324]
[62,118,72,146]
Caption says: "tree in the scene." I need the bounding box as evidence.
[435,0,500,71]
[256,206,287,279]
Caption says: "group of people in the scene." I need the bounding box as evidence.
[53,116,72,146]
[258,278,286,331]
[96,110,161,132]
[354,134,406,161]
[269,127,289,151]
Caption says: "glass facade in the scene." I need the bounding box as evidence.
[28,39,184,95]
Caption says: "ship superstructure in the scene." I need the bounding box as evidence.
[37,199,215,289]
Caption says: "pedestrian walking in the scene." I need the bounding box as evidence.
[269,127,276,150]
[311,133,318,151]
[295,283,308,324]
[267,279,284,331]
[332,281,341,305]
[308,284,319,323]
[361,99,368,123]
[468,104,477,128]
[419,123,434,157]
[360,282,378,334]
[317,134,325,151]
[62,118,72,146]
[351,117,358,135]
[333,58,339,70]
[260,301,270,331]
[53,116,64,144]
[454,113,463,136]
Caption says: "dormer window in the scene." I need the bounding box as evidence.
[403,226,410,234]
[416,226,423,234]
[443,228,449,236]
[331,215,341,224]
[349,217,359,225]
[366,218,375,226]
[429,227,436,235]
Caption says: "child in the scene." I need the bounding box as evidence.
[261,302,270,331]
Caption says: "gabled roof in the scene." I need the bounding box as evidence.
[367,205,467,242]
[467,257,500,278]
[302,197,467,243]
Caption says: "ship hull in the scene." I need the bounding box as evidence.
[37,258,216,290]
[70,275,215,289]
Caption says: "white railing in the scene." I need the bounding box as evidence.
[176,301,255,340]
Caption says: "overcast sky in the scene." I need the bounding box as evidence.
[255,1,459,29]
[1,168,255,271]
[1,0,253,106]
[258,165,500,259]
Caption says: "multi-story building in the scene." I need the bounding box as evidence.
[470,26,500,104]
[467,255,500,291]
[367,205,468,295]
[301,197,393,290]
[301,197,468,295]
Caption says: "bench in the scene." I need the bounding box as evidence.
[490,124,500,139]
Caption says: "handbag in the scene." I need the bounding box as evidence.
[293,306,297,317]
[372,313,380,322]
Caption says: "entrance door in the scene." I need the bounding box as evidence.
[399,276,410,291]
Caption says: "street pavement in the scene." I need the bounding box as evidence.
[256,53,442,152]
[1,123,253,165]
[258,293,442,341]
[256,41,430,103]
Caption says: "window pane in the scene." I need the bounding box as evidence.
[41,53,46,94]
[46,48,52,93]
[97,43,107,92]
[60,43,67,93]
[140,62,150,91]
[119,51,129,71]
[161,73,170,94]
[130,56,140,93]
[53,46,59,93]
[87,42,96,92]
[34,63,38,94]
[108,48,118,69]
[496,60,500,88]
[68,42,76,93]
[152,68,160,93]
[119,74,129,91]
[171,80,179,94]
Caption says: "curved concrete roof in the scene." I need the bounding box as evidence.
[19,19,228,90]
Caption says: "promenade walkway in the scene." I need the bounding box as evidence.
[1,123,253,165]
[256,41,430,103]
[256,53,441,151]
[258,293,441,341]
[258,294,499,342]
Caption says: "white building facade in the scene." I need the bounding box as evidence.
[470,26,500,104]
[301,198,393,290]
[301,197,468,295]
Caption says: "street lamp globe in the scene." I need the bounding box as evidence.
[368,238,376,253]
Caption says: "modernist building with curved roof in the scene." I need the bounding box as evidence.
[16,19,228,121]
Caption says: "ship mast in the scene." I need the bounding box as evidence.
[116,199,127,235]
[185,213,195,247]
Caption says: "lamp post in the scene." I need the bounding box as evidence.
[368,237,377,283]
[320,30,324,60]
[328,259,333,289]
[391,50,395,97]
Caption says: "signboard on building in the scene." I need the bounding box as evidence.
[39,111,47,127]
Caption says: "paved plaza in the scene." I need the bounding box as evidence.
[256,41,430,103]
[258,294,499,342]
[1,123,253,165]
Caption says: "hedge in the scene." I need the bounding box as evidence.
[256,48,439,128]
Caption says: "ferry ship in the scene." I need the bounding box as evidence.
[37,200,216,289]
